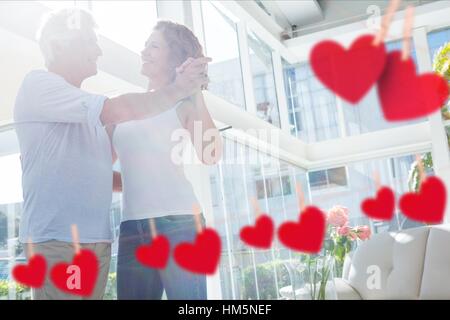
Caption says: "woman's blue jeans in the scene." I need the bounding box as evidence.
[117,214,207,300]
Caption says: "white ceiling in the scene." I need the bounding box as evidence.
[254,0,438,37]
[272,0,323,27]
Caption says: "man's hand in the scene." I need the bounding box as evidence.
[174,56,211,97]
[176,57,195,74]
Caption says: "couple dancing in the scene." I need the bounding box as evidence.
[13,8,222,300]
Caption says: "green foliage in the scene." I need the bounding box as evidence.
[302,254,335,300]
[0,272,117,300]
[103,272,117,300]
[242,260,291,300]
[0,280,30,300]
[432,41,450,120]
[408,152,434,192]
[325,224,356,278]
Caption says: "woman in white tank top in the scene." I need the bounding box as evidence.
[108,21,222,300]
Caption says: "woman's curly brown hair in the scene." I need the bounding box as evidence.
[154,20,205,83]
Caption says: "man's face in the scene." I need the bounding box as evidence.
[55,28,102,80]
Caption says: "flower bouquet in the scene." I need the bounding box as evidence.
[325,205,371,277]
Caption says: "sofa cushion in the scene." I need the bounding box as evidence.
[419,224,450,299]
[346,226,430,299]
[335,278,362,300]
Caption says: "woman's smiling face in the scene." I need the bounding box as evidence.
[140,30,172,79]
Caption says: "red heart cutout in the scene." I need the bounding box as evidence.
[399,176,447,224]
[310,34,386,103]
[12,255,47,288]
[136,235,170,269]
[378,51,449,121]
[361,186,395,221]
[240,214,274,249]
[277,206,326,254]
[50,249,98,297]
[174,228,221,275]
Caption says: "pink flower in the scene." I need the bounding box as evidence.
[337,225,350,236]
[349,231,358,241]
[357,225,371,241]
[327,206,349,227]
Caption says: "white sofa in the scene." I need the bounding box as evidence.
[336,224,450,299]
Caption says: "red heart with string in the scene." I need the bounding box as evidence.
[136,235,170,269]
[240,214,274,249]
[174,228,221,275]
[12,255,47,288]
[399,176,446,224]
[361,186,396,221]
[50,249,98,297]
[378,51,449,121]
[278,206,326,254]
[310,34,387,104]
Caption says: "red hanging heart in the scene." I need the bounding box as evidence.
[277,206,326,254]
[12,254,47,288]
[399,176,447,224]
[378,51,449,121]
[50,249,98,297]
[310,34,387,104]
[240,214,274,249]
[174,228,221,275]
[136,235,170,269]
[361,186,396,221]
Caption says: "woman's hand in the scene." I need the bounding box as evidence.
[176,57,210,91]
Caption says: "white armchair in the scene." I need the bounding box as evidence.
[336,224,450,299]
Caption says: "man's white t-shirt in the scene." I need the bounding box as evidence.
[14,70,113,243]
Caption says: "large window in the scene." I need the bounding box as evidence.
[0,131,27,299]
[256,176,292,199]
[283,60,340,142]
[248,30,281,128]
[39,1,158,54]
[428,28,450,154]
[39,1,81,11]
[283,40,422,142]
[428,28,450,57]
[308,167,348,191]
[91,1,157,53]
[209,137,309,299]
[341,40,422,136]
[309,153,429,234]
[201,1,246,109]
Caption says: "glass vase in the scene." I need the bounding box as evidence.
[302,254,337,300]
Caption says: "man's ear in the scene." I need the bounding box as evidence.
[49,40,65,61]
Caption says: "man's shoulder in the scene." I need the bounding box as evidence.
[14,70,58,120]
[22,69,60,85]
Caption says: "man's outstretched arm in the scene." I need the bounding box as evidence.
[100,57,211,126]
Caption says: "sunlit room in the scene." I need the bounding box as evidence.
[0,0,450,302]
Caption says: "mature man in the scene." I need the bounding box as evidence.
[13,8,209,300]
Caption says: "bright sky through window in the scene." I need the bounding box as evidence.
[92,1,157,53]
[40,1,157,54]
[0,154,22,204]
[202,0,240,63]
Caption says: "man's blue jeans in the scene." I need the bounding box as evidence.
[117,214,207,300]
